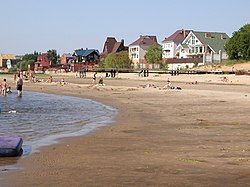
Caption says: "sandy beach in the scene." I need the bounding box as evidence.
[0,73,250,186]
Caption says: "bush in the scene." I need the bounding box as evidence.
[102,51,132,69]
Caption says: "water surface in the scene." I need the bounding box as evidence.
[0,91,117,155]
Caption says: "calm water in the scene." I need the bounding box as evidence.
[0,91,117,154]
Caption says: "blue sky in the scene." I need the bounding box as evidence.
[0,0,249,55]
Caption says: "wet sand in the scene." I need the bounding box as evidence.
[0,73,250,186]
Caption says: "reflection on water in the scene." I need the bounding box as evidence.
[0,91,117,168]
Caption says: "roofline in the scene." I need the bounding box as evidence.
[207,44,216,53]
[182,31,194,44]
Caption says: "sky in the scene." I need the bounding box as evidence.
[0,0,249,55]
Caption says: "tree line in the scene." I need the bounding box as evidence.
[225,24,250,61]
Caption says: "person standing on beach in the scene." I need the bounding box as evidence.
[93,72,97,83]
[16,74,23,97]
[1,79,8,96]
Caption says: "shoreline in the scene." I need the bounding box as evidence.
[1,74,250,186]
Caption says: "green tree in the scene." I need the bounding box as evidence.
[47,49,58,65]
[145,44,162,64]
[17,52,38,71]
[225,24,250,60]
[103,51,132,69]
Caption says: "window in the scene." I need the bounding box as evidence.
[196,47,199,53]
[199,47,203,53]
[191,36,195,45]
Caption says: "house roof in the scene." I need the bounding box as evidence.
[74,49,99,57]
[129,35,158,46]
[0,54,16,60]
[102,37,127,54]
[103,37,117,54]
[162,30,191,44]
[181,44,189,48]
[192,31,230,53]
[63,53,72,58]
[111,42,122,53]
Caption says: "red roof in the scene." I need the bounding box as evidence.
[103,37,117,54]
[102,37,127,54]
[162,30,191,44]
[129,35,158,46]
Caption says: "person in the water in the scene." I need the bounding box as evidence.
[16,74,23,97]
[1,78,8,96]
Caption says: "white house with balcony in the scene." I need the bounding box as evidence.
[129,35,158,68]
[162,30,191,59]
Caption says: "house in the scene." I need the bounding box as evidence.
[129,35,158,68]
[60,53,75,64]
[162,29,191,59]
[0,54,16,68]
[176,31,230,62]
[102,37,128,55]
[35,53,50,72]
[163,30,230,70]
[73,48,100,63]
[70,48,100,72]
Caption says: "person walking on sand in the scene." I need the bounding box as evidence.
[16,74,23,97]
[93,72,97,83]
[1,79,8,96]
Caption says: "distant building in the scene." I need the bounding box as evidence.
[73,48,100,63]
[35,53,50,71]
[162,29,191,59]
[163,29,230,70]
[0,54,16,68]
[102,37,128,55]
[129,35,158,68]
[60,53,75,64]
[177,31,230,61]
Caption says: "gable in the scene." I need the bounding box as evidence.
[183,32,203,46]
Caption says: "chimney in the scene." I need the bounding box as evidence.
[184,30,186,37]
[220,34,225,40]
[121,39,124,45]
[205,32,211,38]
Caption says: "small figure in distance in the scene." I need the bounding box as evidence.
[93,72,97,83]
[16,74,23,97]
[1,78,8,96]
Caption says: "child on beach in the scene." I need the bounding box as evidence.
[60,78,65,86]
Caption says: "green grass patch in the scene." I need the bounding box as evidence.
[177,158,206,164]
[221,60,249,66]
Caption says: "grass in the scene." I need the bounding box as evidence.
[177,158,206,164]
[221,60,249,66]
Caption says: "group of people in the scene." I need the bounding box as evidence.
[138,69,149,77]
[1,74,23,97]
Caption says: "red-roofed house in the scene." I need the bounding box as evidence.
[102,37,128,55]
[35,53,50,72]
[162,29,191,59]
[129,35,158,68]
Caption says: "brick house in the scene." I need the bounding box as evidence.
[35,53,50,71]
[60,53,75,64]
